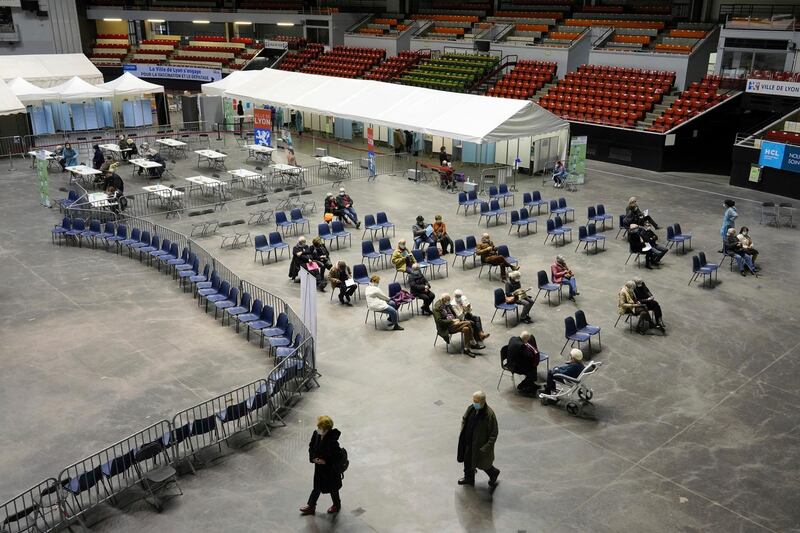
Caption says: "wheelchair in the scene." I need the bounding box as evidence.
[539,360,602,416]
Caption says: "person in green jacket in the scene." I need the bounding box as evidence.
[457,391,500,489]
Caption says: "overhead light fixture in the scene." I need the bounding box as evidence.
[277,22,294,26]
[103,18,122,22]
[234,21,252,25]
[147,19,165,23]
[193,20,210,24]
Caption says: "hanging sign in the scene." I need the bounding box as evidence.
[568,136,587,184]
[254,107,272,146]
[367,126,376,178]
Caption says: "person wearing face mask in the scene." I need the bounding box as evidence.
[336,187,360,229]
[542,349,585,396]
[300,416,343,516]
[624,197,658,229]
[720,199,737,247]
[725,227,756,276]
[736,226,759,267]
[632,277,665,332]
[407,262,435,315]
[412,215,434,250]
[433,294,482,356]
[366,275,403,331]
[324,192,342,221]
[328,260,356,305]
[476,233,518,282]
[391,238,417,273]
[452,290,489,342]
[457,391,500,488]
[58,143,78,171]
[289,235,312,283]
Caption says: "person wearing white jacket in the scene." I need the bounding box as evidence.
[365,275,403,331]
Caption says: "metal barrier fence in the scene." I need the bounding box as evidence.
[0,478,64,533]
[55,420,175,529]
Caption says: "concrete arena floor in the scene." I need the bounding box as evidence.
[1,134,799,533]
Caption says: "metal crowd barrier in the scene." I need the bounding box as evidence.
[0,478,64,533]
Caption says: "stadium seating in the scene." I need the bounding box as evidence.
[299,46,386,79]
[486,60,557,100]
[764,130,800,145]
[276,43,324,71]
[364,51,427,82]
[647,75,730,132]
[400,52,499,92]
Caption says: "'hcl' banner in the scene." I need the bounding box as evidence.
[254,107,272,147]
[759,140,800,173]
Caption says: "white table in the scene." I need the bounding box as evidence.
[143,184,184,213]
[271,163,306,188]
[100,144,131,161]
[65,165,102,186]
[319,156,352,184]
[129,158,163,178]
[244,143,275,163]
[86,192,113,209]
[195,149,227,170]
[186,175,229,199]
[156,138,188,158]
[27,150,59,169]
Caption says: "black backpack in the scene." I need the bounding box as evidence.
[335,448,349,478]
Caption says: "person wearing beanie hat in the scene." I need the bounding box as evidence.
[412,215,434,250]
[543,348,586,395]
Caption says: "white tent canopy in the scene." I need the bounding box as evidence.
[49,76,112,101]
[221,69,568,144]
[99,72,164,97]
[201,70,263,97]
[0,54,103,87]
[0,79,25,116]
[6,77,57,103]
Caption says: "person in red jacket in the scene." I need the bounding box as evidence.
[551,255,579,301]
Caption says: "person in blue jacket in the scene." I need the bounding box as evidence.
[58,143,78,171]
[720,199,738,243]
[543,348,585,395]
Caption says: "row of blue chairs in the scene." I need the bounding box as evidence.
[576,224,607,253]
[689,251,719,287]
[360,238,450,279]
[489,184,514,206]
[317,221,352,250]
[275,208,310,236]
[562,310,602,354]
[545,216,573,246]
[253,233,290,264]
[361,212,397,240]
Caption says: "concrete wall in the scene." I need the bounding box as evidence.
[566,31,593,77]
[330,13,363,47]
[1,4,81,54]
[684,26,720,87]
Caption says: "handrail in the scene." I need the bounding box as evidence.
[468,55,518,93]
[592,27,615,47]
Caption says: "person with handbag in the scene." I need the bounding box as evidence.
[300,415,344,515]
[289,236,327,290]
[365,276,403,331]
[310,237,333,279]
[550,255,579,301]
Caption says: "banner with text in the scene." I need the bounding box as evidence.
[746,79,800,98]
[254,107,272,146]
[759,140,800,173]
[367,126,376,178]
[568,136,587,184]
[123,64,222,82]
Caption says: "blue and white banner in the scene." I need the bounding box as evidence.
[746,79,800,98]
[123,63,222,82]
[759,140,800,173]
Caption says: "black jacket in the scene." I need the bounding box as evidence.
[407,270,429,294]
[310,243,331,267]
[103,173,125,194]
[628,230,646,253]
[309,428,343,493]
[92,148,104,169]
[507,335,539,374]
[324,197,341,215]
[633,283,653,302]
[289,243,311,278]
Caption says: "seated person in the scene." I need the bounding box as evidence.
[551,255,578,301]
[391,239,416,273]
[639,223,668,263]
[627,224,661,269]
[632,277,665,332]
[324,192,343,220]
[99,155,114,173]
[328,260,356,305]
[736,226,759,266]
[432,215,454,254]
[552,160,568,188]
[624,197,659,229]
[58,143,78,171]
[412,215,434,250]
[92,144,104,170]
[432,293,481,357]
[288,236,315,285]
[106,185,124,215]
[438,162,455,190]
[407,263,435,315]
[618,280,653,334]
[118,135,129,160]
[366,276,403,331]
[505,270,533,324]
[725,228,756,276]
[337,187,360,229]
[147,151,166,178]
[543,348,585,396]
[476,233,518,282]
[126,138,138,159]
[139,142,157,158]
[452,290,488,342]
[287,148,298,167]
[506,331,542,393]
[310,236,333,279]
[439,145,449,166]
[102,167,125,194]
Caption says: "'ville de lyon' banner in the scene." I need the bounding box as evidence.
[746,79,800,98]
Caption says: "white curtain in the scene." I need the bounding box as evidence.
[299,269,318,346]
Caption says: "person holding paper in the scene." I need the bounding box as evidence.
[505,270,534,324]
[627,224,659,269]
[310,237,333,279]
[412,215,435,250]
[432,215,454,254]
[639,223,668,264]
[624,197,659,229]
[391,239,417,273]
[328,261,356,305]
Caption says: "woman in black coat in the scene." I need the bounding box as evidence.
[300,416,343,515]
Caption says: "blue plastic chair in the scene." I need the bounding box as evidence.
[121,228,143,256]
[457,192,470,215]
[81,219,102,248]
[388,282,414,318]
[411,248,429,272]
[189,264,212,294]
[575,310,601,350]
[52,217,71,245]
[491,287,519,327]
[554,216,572,242]
[214,286,240,320]
[258,312,288,347]
[65,218,86,246]
[509,208,535,236]
[197,273,221,305]
[204,280,231,313]
[525,190,547,215]
[235,298,263,332]
[465,235,477,254]
[254,234,274,264]
[497,183,514,205]
[268,232,289,260]
[105,223,127,250]
[689,255,714,287]
[425,246,448,279]
[378,237,393,268]
[97,221,115,244]
[178,257,200,288]
[557,197,574,222]
[587,223,605,250]
[331,220,351,249]
[317,223,337,247]
[534,269,561,306]
[267,323,294,354]
[376,211,395,235]
[290,208,310,234]
[362,214,383,240]
[352,263,370,298]
[361,240,382,270]
[246,305,276,342]
[138,234,160,262]
[453,238,477,269]
[275,211,293,235]
[561,316,591,354]
[616,214,629,239]
[595,204,613,229]
[544,219,565,246]
[672,223,692,252]
[576,225,598,254]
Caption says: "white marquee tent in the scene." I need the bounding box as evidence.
[6,77,58,103]
[49,76,112,101]
[99,72,164,97]
[0,79,25,116]
[221,69,568,144]
[201,70,263,97]
[0,54,103,87]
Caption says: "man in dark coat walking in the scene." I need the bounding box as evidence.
[457,391,500,488]
[300,415,343,515]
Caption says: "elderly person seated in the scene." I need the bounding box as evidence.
[366,275,403,331]
[126,138,139,159]
[552,160,567,188]
[328,260,356,305]
[736,226,759,267]
[289,236,327,290]
[452,290,489,343]
[725,227,756,276]
[624,196,659,229]
[310,236,333,279]
[337,187,360,229]
[628,223,660,269]
[506,331,542,394]
[476,233,518,282]
[102,167,125,194]
[412,215,434,250]
[432,215,454,254]
[551,255,578,301]
[432,293,482,357]
[542,348,585,396]
[118,135,129,160]
[324,192,343,221]
[633,277,665,332]
[505,270,533,324]
[407,263,435,315]
[391,239,416,273]
[618,280,653,334]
